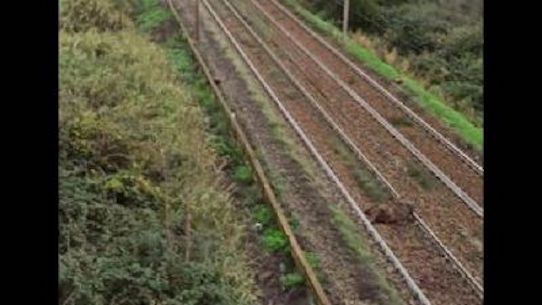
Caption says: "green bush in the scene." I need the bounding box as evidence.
[60,0,135,32]
[254,205,273,227]
[262,229,289,253]
[59,3,258,303]
[279,272,305,289]
[136,0,172,32]
[233,165,253,184]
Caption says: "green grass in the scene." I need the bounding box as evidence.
[280,0,482,152]
[331,207,374,263]
[233,165,253,184]
[280,272,305,289]
[262,228,289,253]
[304,252,320,270]
[330,206,405,305]
[254,204,273,227]
[289,216,300,232]
[406,163,436,191]
[330,136,391,203]
[136,0,172,32]
[59,1,264,304]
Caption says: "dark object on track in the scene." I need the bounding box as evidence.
[366,200,415,225]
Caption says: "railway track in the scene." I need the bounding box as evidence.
[268,0,484,203]
[229,0,483,284]
[242,0,484,217]
[197,0,483,304]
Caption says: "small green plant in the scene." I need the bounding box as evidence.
[262,229,289,253]
[406,163,435,190]
[353,168,390,203]
[330,136,390,203]
[304,252,320,270]
[289,217,300,232]
[254,205,273,227]
[280,272,305,289]
[330,206,405,305]
[331,207,373,263]
[136,0,172,32]
[233,165,253,184]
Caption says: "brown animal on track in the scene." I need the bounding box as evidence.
[365,200,415,225]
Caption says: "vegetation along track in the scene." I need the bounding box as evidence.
[228,0,483,284]
[201,0,482,304]
[269,0,484,205]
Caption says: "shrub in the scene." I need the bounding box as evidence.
[279,272,305,289]
[59,6,258,303]
[60,0,135,32]
[233,165,253,184]
[136,0,172,32]
[262,229,289,253]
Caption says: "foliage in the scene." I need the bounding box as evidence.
[279,272,305,289]
[406,163,436,190]
[304,252,320,270]
[262,229,289,253]
[59,1,259,304]
[136,0,173,32]
[60,0,135,32]
[254,205,273,227]
[233,165,253,184]
[330,206,405,305]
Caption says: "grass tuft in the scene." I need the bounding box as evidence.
[262,229,289,253]
[280,272,305,289]
[331,206,405,305]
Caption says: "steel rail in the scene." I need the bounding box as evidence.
[202,0,433,303]
[225,0,483,296]
[269,0,484,175]
[247,0,483,218]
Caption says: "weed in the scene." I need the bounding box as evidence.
[136,0,172,32]
[406,163,436,190]
[331,207,374,263]
[330,136,391,203]
[330,206,405,305]
[61,0,135,32]
[254,204,273,227]
[289,217,300,232]
[305,252,320,270]
[352,168,390,203]
[59,0,260,304]
[280,272,305,289]
[233,165,253,184]
[262,229,289,253]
